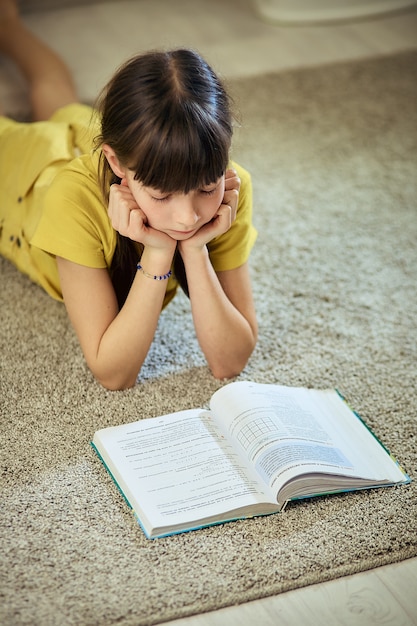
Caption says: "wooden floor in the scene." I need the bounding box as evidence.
[168,558,417,625]
[12,1,417,623]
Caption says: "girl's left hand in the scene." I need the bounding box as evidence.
[222,167,240,221]
[180,168,240,250]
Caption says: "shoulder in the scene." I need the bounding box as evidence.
[46,151,102,207]
[32,151,116,267]
[43,151,108,239]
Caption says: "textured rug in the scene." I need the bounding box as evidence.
[1,50,417,626]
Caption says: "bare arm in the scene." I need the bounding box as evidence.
[57,244,174,390]
[57,180,176,390]
[178,170,258,378]
[57,170,257,388]
[180,250,258,378]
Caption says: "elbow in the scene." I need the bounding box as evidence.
[210,358,249,380]
[84,349,143,391]
[90,365,139,391]
[98,377,137,392]
[211,365,243,381]
[210,337,257,380]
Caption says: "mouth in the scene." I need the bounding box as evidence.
[169,229,197,236]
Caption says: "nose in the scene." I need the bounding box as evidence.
[172,196,199,229]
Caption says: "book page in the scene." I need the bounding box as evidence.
[93,408,277,535]
[209,382,406,495]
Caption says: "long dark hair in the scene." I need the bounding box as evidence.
[94,48,234,308]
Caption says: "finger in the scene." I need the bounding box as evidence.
[108,184,140,232]
[119,205,147,238]
[223,188,239,211]
[229,203,237,222]
[129,208,147,232]
[222,199,237,223]
[224,170,240,190]
[217,203,234,228]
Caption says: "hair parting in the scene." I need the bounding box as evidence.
[94,48,235,307]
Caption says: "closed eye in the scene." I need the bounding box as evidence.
[150,185,219,202]
[152,194,171,203]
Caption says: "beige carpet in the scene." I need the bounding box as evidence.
[1,51,417,626]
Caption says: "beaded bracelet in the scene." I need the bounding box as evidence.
[136,262,172,281]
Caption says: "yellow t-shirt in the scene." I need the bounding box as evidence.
[1,104,257,307]
[0,103,99,296]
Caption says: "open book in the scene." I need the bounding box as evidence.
[91,381,410,539]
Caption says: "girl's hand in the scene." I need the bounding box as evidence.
[222,167,240,219]
[108,179,175,251]
[179,168,241,251]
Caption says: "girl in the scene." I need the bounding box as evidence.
[0,1,258,390]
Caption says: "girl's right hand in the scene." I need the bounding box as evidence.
[108,179,176,252]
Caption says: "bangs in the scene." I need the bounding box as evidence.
[128,102,231,193]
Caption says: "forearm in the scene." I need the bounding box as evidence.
[82,249,173,390]
[181,247,257,379]
[93,284,163,390]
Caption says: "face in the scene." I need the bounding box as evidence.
[124,169,226,240]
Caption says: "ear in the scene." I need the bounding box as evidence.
[102,144,126,179]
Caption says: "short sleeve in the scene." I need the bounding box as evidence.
[30,152,117,270]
